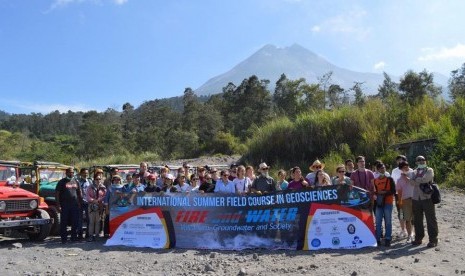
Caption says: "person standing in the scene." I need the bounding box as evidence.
[86,173,106,242]
[55,167,82,244]
[373,163,396,246]
[214,170,236,194]
[276,169,289,191]
[396,161,415,242]
[344,159,355,178]
[305,160,330,186]
[77,168,92,239]
[350,156,375,197]
[233,165,251,195]
[411,156,439,248]
[250,163,276,194]
[391,155,412,238]
[287,167,309,190]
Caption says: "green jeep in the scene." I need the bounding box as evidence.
[19,161,73,235]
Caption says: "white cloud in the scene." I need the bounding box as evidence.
[373,61,386,70]
[311,25,321,33]
[418,43,465,61]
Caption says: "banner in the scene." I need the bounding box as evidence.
[105,186,376,250]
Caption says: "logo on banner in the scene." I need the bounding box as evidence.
[352,236,363,246]
[122,223,128,229]
[332,237,340,246]
[331,225,340,235]
[338,217,356,223]
[311,238,321,248]
[347,224,356,234]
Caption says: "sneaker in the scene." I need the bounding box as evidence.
[427,241,438,248]
[411,240,422,246]
[385,240,391,247]
[406,235,413,243]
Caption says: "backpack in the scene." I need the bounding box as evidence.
[431,183,441,204]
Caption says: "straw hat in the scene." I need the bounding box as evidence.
[309,160,325,171]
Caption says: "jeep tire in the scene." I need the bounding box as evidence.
[47,205,61,235]
[28,209,52,241]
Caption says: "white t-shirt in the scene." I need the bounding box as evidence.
[233,177,251,193]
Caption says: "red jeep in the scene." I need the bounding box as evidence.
[0,160,52,241]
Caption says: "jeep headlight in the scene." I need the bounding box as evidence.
[29,200,38,209]
[0,201,6,211]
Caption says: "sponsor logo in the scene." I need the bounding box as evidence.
[347,224,356,234]
[137,216,151,220]
[338,217,356,223]
[311,238,321,248]
[146,224,163,229]
[321,211,340,215]
[331,225,340,235]
[332,237,340,246]
[352,236,363,245]
[124,231,134,235]
[121,223,128,229]
[312,219,319,225]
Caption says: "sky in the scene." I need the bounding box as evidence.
[1,0,465,115]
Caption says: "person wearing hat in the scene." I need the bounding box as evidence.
[305,159,330,186]
[199,173,216,193]
[56,167,82,243]
[161,174,177,194]
[391,155,413,239]
[250,163,276,194]
[411,155,438,248]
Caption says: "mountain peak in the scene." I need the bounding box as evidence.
[195,44,385,96]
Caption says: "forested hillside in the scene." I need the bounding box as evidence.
[1,64,465,187]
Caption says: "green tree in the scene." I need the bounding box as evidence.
[273,74,306,118]
[378,72,399,100]
[327,84,345,109]
[399,70,441,105]
[182,87,201,132]
[449,63,465,100]
[351,82,366,107]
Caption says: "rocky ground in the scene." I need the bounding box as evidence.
[1,156,464,276]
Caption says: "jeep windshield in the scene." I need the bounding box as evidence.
[39,168,66,183]
[0,166,17,183]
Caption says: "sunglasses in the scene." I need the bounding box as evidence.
[314,166,322,169]
[338,170,346,173]
[193,178,199,181]
[262,168,269,170]
[223,174,230,177]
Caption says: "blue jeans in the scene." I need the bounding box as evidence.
[376,204,393,240]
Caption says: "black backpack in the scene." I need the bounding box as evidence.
[431,183,441,204]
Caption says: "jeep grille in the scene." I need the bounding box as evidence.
[5,200,34,212]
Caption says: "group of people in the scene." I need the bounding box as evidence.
[55,156,439,248]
